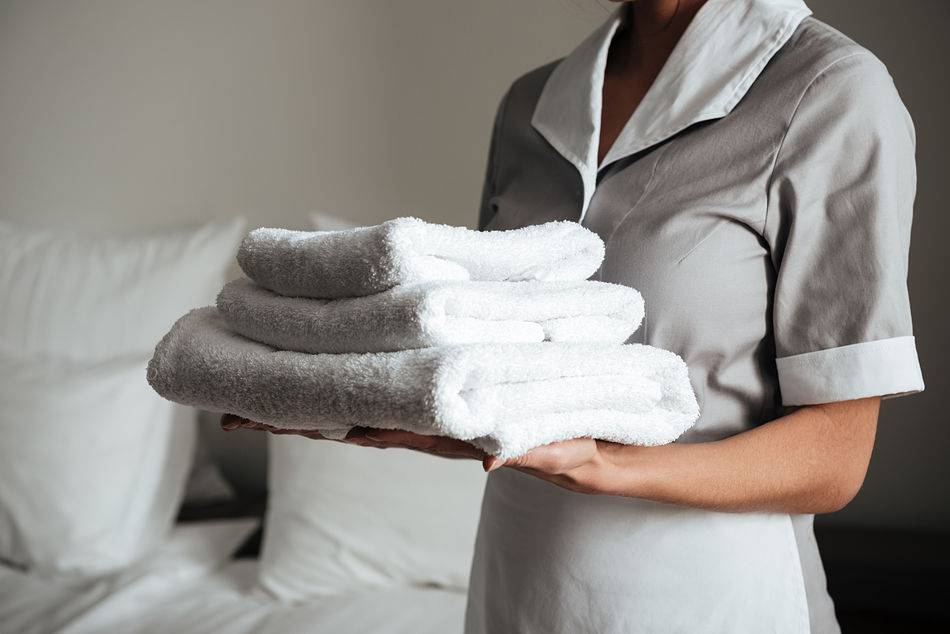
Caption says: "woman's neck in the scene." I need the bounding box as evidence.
[609,0,707,72]
[629,0,687,38]
[598,0,708,167]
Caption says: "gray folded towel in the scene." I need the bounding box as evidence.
[236,217,605,299]
[216,277,644,354]
[146,308,699,459]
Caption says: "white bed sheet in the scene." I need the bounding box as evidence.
[0,519,259,634]
[0,520,467,634]
[76,560,468,634]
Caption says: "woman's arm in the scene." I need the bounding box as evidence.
[224,395,880,515]
[484,396,880,514]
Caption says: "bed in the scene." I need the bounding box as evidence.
[0,520,467,634]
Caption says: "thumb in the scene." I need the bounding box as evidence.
[483,453,527,472]
[483,455,505,472]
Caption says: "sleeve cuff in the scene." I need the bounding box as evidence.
[776,335,925,406]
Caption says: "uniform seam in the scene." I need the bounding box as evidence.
[604,143,669,246]
[776,335,917,364]
[675,221,725,265]
[761,51,874,237]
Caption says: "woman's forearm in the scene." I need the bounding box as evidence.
[590,397,881,514]
[255,392,883,516]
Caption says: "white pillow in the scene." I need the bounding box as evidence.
[0,218,244,362]
[0,349,195,576]
[260,435,486,601]
[0,218,244,576]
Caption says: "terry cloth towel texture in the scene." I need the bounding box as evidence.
[146,308,700,459]
[216,277,645,354]
[236,217,606,299]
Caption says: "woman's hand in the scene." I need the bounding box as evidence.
[352,428,488,460]
[358,431,614,493]
[219,414,487,460]
[221,414,335,441]
[223,396,880,512]
[483,438,612,494]
[221,413,612,489]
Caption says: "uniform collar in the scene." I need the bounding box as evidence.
[531,0,812,220]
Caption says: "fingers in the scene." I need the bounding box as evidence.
[344,426,371,440]
[363,429,485,459]
[219,415,483,459]
[343,427,392,450]
[482,440,594,474]
[220,414,271,433]
[220,414,271,432]
[363,429,435,447]
[482,454,537,472]
[220,414,331,440]
[220,413,248,430]
[483,450,537,473]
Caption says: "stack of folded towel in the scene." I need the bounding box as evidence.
[147,217,700,459]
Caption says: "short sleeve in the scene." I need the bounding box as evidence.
[763,52,924,406]
[477,89,510,231]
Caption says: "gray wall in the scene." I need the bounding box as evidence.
[0,0,604,233]
[807,0,950,532]
[0,0,945,531]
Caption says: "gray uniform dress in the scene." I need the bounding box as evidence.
[464,1,924,633]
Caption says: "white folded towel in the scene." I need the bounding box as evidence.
[216,277,644,354]
[236,217,606,299]
[146,308,700,458]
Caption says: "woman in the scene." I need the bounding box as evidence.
[226,0,924,631]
